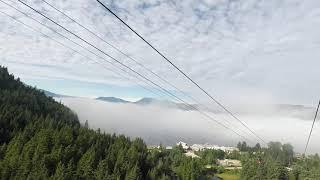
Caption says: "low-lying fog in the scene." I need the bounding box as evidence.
[56,97,320,154]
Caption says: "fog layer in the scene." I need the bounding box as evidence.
[57,97,320,154]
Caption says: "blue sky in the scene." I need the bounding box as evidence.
[1,0,320,105]
[24,78,156,100]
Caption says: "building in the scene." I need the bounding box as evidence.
[147,145,160,149]
[177,141,189,150]
[190,144,205,151]
[189,143,239,153]
[294,153,303,160]
[217,159,241,167]
[205,144,239,152]
[184,151,200,158]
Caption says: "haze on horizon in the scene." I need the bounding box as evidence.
[1,0,320,154]
[55,96,320,154]
[1,0,320,104]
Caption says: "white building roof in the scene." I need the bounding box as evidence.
[184,152,200,158]
[177,141,189,149]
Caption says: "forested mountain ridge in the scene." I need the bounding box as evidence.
[0,67,79,144]
[2,66,320,180]
[0,66,210,179]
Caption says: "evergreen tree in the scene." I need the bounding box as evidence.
[53,161,66,179]
[77,147,96,179]
[125,164,141,180]
[2,66,312,180]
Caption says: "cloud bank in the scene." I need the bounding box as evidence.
[57,97,320,154]
[0,0,320,105]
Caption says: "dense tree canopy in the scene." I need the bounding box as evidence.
[0,66,218,179]
[2,66,320,180]
[240,141,304,180]
[291,154,320,179]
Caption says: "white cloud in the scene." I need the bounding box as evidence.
[58,97,320,154]
[0,0,320,106]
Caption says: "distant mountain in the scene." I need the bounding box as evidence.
[2,67,189,179]
[55,93,314,118]
[96,96,197,111]
[134,97,175,107]
[41,90,68,98]
[134,97,152,105]
[134,97,164,105]
[275,104,313,111]
[273,104,314,120]
[96,97,130,103]
[134,97,199,111]
[175,103,198,111]
[96,97,177,106]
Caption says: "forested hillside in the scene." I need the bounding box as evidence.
[2,66,320,180]
[0,66,210,179]
[238,141,320,179]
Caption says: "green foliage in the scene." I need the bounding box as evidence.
[0,66,214,179]
[196,149,225,164]
[217,170,240,180]
[226,150,241,160]
[291,154,320,179]
[6,66,315,180]
[240,141,295,180]
[237,141,261,152]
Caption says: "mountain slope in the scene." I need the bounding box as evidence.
[0,66,208,179]
[96,96,129,103]
[73,95,314,117]
[96,96,197,111]
[0,66,148,179]
[42,89,71,98]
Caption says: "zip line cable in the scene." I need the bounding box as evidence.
[14,0,200,111]
[304,99,320,155]
[96,0,267,145]
[38,0,259,142]
[16,0,256,143]
[3,0,191,107]
[40,0,197,103]
[0,10,163,100]
[0,0,165,99]
[5,0,255,143]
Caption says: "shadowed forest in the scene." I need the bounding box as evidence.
[1,66,320,179]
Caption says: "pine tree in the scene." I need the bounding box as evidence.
[77,147,96,179]
[0,66,217,179]
[53,161,66,179]
[0,143,7,160]
[125,164,141,180]
[84,120,89,129]
[95,159,110,179]
[65,159,76,179]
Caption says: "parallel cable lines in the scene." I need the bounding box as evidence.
[38,0,258,142]
[14,0,202,113]
[40,0,199,105]
[0,0,167,99]
[96,0,267,145]
[0,9,162,99]
[3,0,254,143]
[304,100,320,155]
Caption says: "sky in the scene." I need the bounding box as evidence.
[1,0,320,152]
[0,0,320,106]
